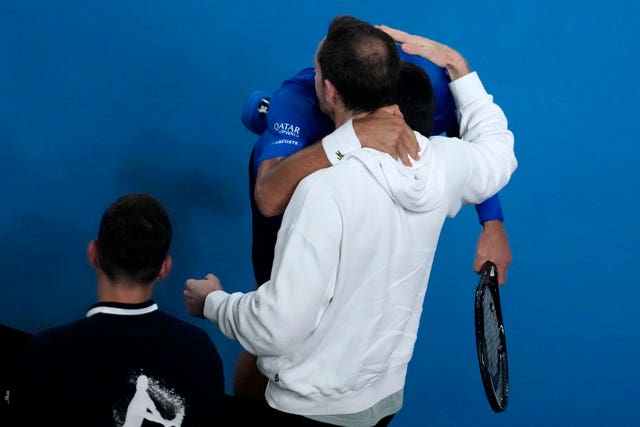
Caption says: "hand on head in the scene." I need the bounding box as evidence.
[377,25,470,80]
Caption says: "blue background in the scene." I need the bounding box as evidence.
[1,1,637,425]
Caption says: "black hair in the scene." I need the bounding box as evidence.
[97,193,172,284]
[317,15,401,113]
[393,61,436,136]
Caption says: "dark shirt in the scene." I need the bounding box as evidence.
[13,300,225,427]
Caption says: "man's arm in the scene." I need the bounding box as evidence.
[256,110,419,217]
[474,194,511,284]
[251,67,419,218]
[382,25,514,284]
[474,219,512,284]
[186,176,342,356]
[254,144,330,217]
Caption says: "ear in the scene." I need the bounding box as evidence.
[324,79,339,106]
[156,255,172,281]
[87,240,99,269]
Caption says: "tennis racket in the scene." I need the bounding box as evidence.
[474,261,509,412]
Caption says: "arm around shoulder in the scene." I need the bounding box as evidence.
[254,142,331,217]
[451,72,517,201]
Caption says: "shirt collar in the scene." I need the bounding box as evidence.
[86,300,158,318]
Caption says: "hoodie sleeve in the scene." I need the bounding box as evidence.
[435,72,517,217]
[204,173,341,356]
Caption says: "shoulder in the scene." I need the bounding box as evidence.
[253,69,333,166]
[22,318,90,358]
[270,67,316,113]
[267,67,333,140]
[29,318,88,341]
[281,67,316,87]
[287,167,340,211]
[293,160,364,208]
[156,312,219,349]
[427,135,468,159]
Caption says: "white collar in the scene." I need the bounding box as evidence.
[86,302,158,318]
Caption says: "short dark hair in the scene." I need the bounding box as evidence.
[97,193,172,284]
[317,15,401,113]
[393,61,436,136]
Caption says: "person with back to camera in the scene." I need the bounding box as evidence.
[186,15,516,426]
[13,193,225,427]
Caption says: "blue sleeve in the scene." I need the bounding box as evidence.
[475,193,504,224]
[253,68,334,173]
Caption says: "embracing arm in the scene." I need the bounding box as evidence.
[255,112,419,217]
[380,26,516,195]
[254,144,330,217]
[382,25,515,284]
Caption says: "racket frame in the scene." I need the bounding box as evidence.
[474,261,509,413]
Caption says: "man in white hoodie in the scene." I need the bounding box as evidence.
[184,16,517,427]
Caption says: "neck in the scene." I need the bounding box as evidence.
[332,109,369,129]
[96,272,155,304]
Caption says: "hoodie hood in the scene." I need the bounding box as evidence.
[348,135,444,213]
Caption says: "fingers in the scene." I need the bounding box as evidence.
[472,259,508,286]
[378,25,460,72]
[400,41,446,69]
[183,284,205,318]
[378,24,432,52]
[377,104,403,118]
[397,127,420,166]
[354,110,420,165]
[377,25,413,44]
[183,273,220,318]
[377,25,434,63]
[473,259,482,274]
[496,265,508,286]
[185,274,219,291]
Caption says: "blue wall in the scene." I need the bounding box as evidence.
[1,1,637,425]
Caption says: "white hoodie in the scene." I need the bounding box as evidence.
[204,72,517,416]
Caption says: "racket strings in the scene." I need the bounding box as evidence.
[482,291,506,399]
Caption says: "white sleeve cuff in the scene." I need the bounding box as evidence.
[203,290,229,323]
[449,71,486,109]
[321,119,360,165]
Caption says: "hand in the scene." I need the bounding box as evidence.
[473,220,512,285]
[353,105,419,166]
[377,25,470,80]
[183,273,223,318]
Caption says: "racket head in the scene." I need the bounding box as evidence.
[474,261,509,412]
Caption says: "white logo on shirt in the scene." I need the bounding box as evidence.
[118,374,185,427]
[273,122,301,137]
[273,139,300,146]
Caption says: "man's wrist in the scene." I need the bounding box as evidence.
[475,193,504,224]
[444,53,471,81]
[203,289,227,322]
[321,120,360,165]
